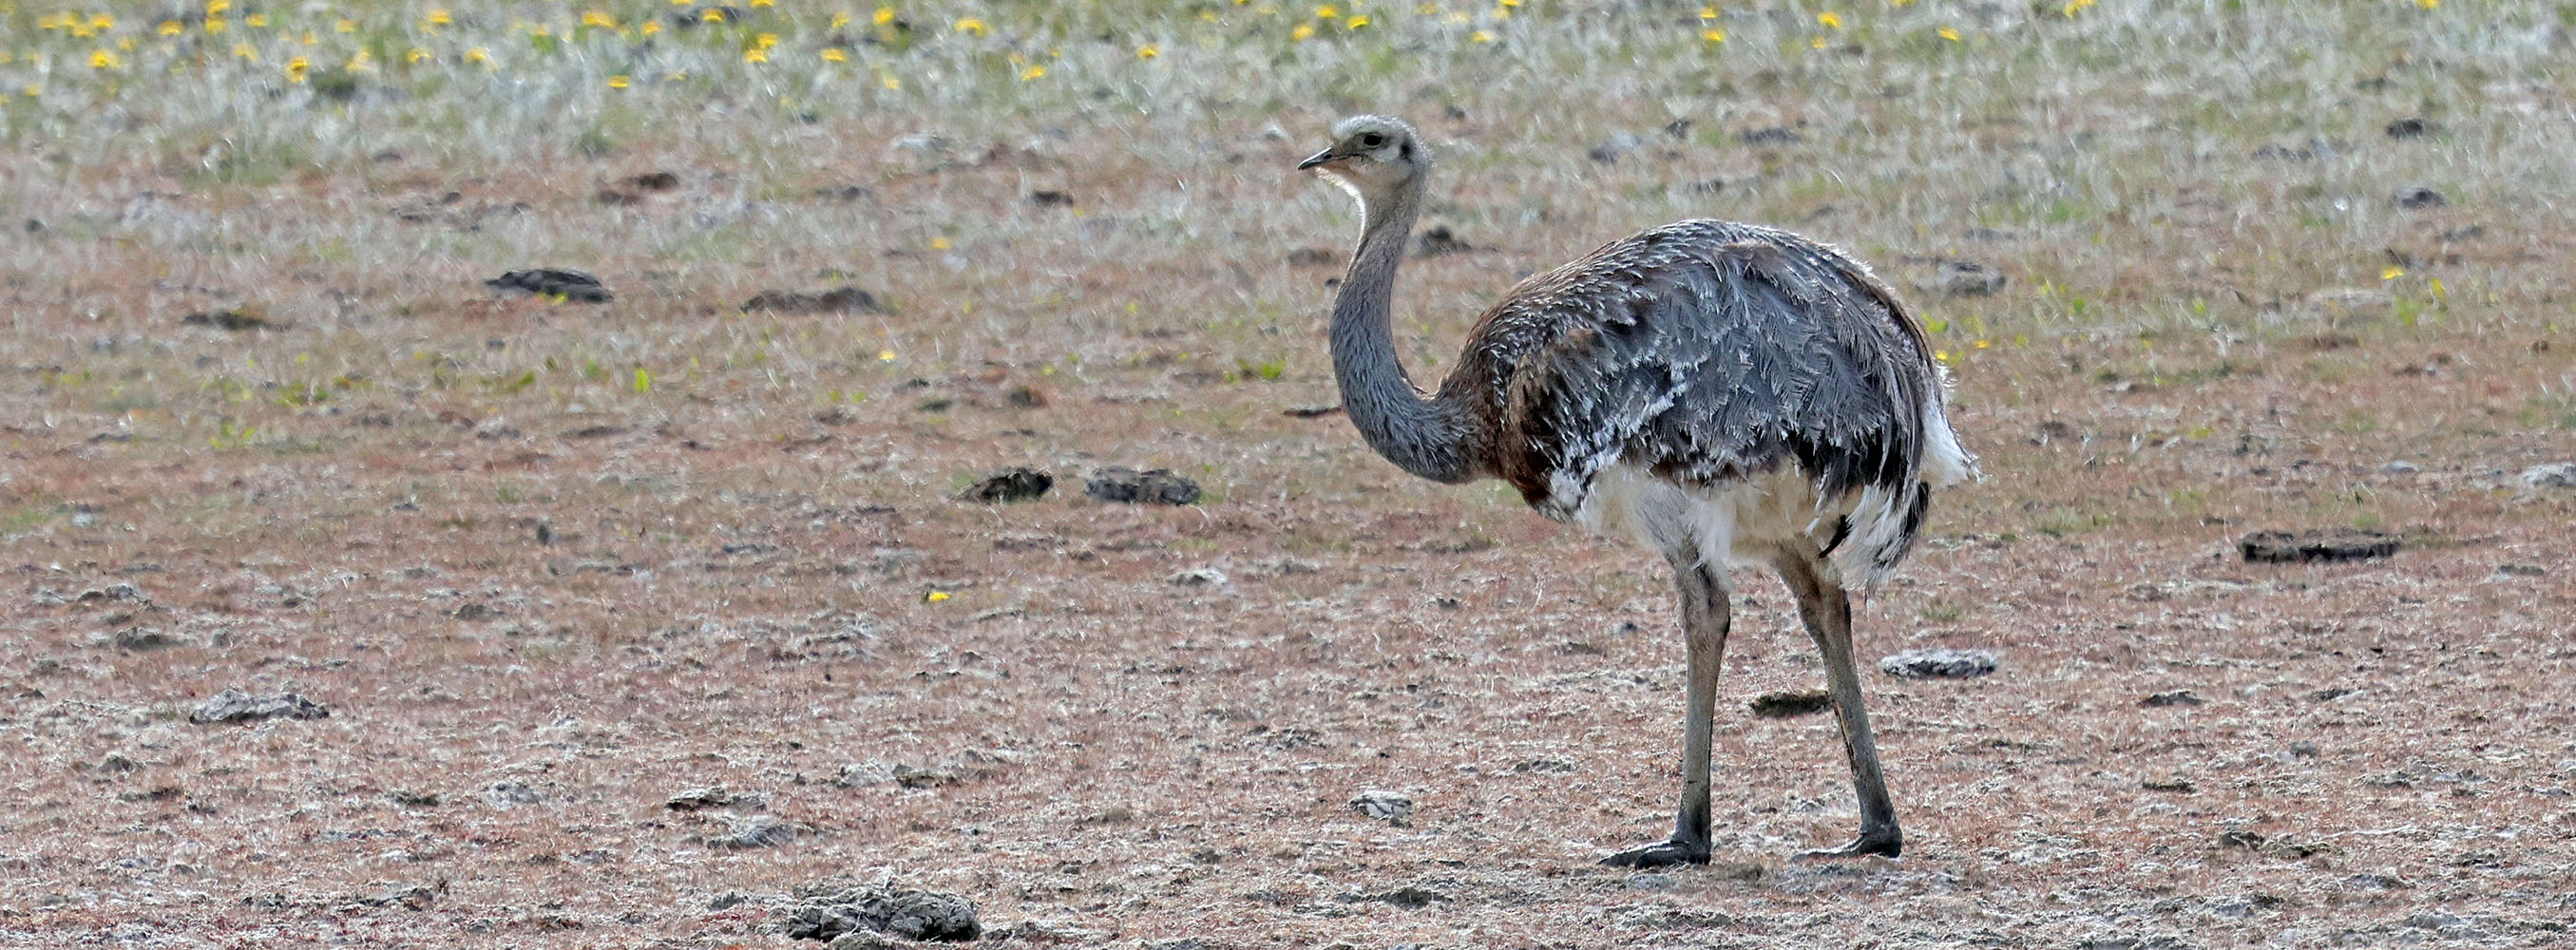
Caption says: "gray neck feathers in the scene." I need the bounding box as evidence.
[1329,179,1480,484]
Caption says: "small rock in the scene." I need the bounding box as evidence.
[2140,690,2204,708]
[2492,563,2546,580]
[778,878,980,942]
[2391,186,2446,209]
[2288,741,2320,758]
[1737,124,1803,145]
[1931,259,2006,296]
[1282,404,1344,418]
[742,286,887,314]
[96,752,142,772]
[1747,690,1831,717]
[827,932,902,950]
[1878,648,1997,679]
[190,689,330,725]
[1025,189,1075,208]
[452,602,499,620]
[1079,805,1135,825]
[2519,463,2576,488]
[480,781,542,808]
[1356,885,1443,908]
[711,816,806,849]
[2380,460,2421,473]
[708,890,761,910]
[2305,287,2392,320]
[1413,225,1475,256]
[2385,117,2431,138]
[1084,467,1201,505]
[181,308,274,332]
[486,269,611,303]
[962,467,1052,503]
[1349,789,1413,825]
[1286,247,1339,268]
[667,787,765,811]
[112,627,185,651]
[2142,775,2196,792]
[2239,529,2399,563]
[1170,566,1229,587]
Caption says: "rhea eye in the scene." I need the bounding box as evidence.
[1359,132,1386,148]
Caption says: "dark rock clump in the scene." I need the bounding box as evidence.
[779,879,980,942]
[487,269,611,302]
[2239,529,2399,563]
[191,689,330,724]
[1085,467,1201,505]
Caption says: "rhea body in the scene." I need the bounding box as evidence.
[1300,116,1974,866]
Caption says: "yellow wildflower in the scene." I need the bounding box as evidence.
[466,47,490,64]
[582,11,616,28]
[1136,43,1158,59]
[2381,266,2404,281]
[235,43,258,61]
[925,591,950,602]
[1470,29,1494,42]
[1314,4,1336,17]
[756,32,779,48]
[90,13,114,30]
[1818,11,1842,28]
[699,8,724,22]
[1939,26,1960,41]
[878,349,898,361]
[285,55,309,81]
[335,18,355,33]
[1346,13,1368,28]
[831,12,851,28]
[880,73,900,89]
[405,47,428,63]
[159,19,183,35]
[822,48,849,62]
[953,16,986,35]
[90,48,121,68]
[427,9,451,26]
[1703,28,1725,42]
[205,17,227,33]
[874,7,896,26]
[1290,21,1315,40]
[246,13,267,27]
[1020,64,1044,80]
[206,0,230,14]
[607,74,630,87]
[642,20,662,34]
[743,47,769,63]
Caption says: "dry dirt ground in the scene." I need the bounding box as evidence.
[4,3,2575,948]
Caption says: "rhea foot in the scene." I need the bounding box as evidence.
[1792,826,1902,861]
[1599,838,1712,868]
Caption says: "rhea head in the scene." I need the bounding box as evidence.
[1296,115,1428,201]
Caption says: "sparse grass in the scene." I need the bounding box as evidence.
[3,2,2574,948]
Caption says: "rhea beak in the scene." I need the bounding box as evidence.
[1296,148,1340,170]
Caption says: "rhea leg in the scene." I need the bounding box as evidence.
[1775,553,1902,859]
[1602,556,1729,868]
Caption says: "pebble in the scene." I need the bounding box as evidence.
[1878,648,1998,679]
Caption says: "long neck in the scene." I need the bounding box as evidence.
[1330,180,1480,484]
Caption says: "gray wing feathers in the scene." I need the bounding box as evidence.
[1492,222,1937,543]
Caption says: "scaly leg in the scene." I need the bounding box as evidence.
[1602,556,1730,868]
[1775,553,1902,860]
